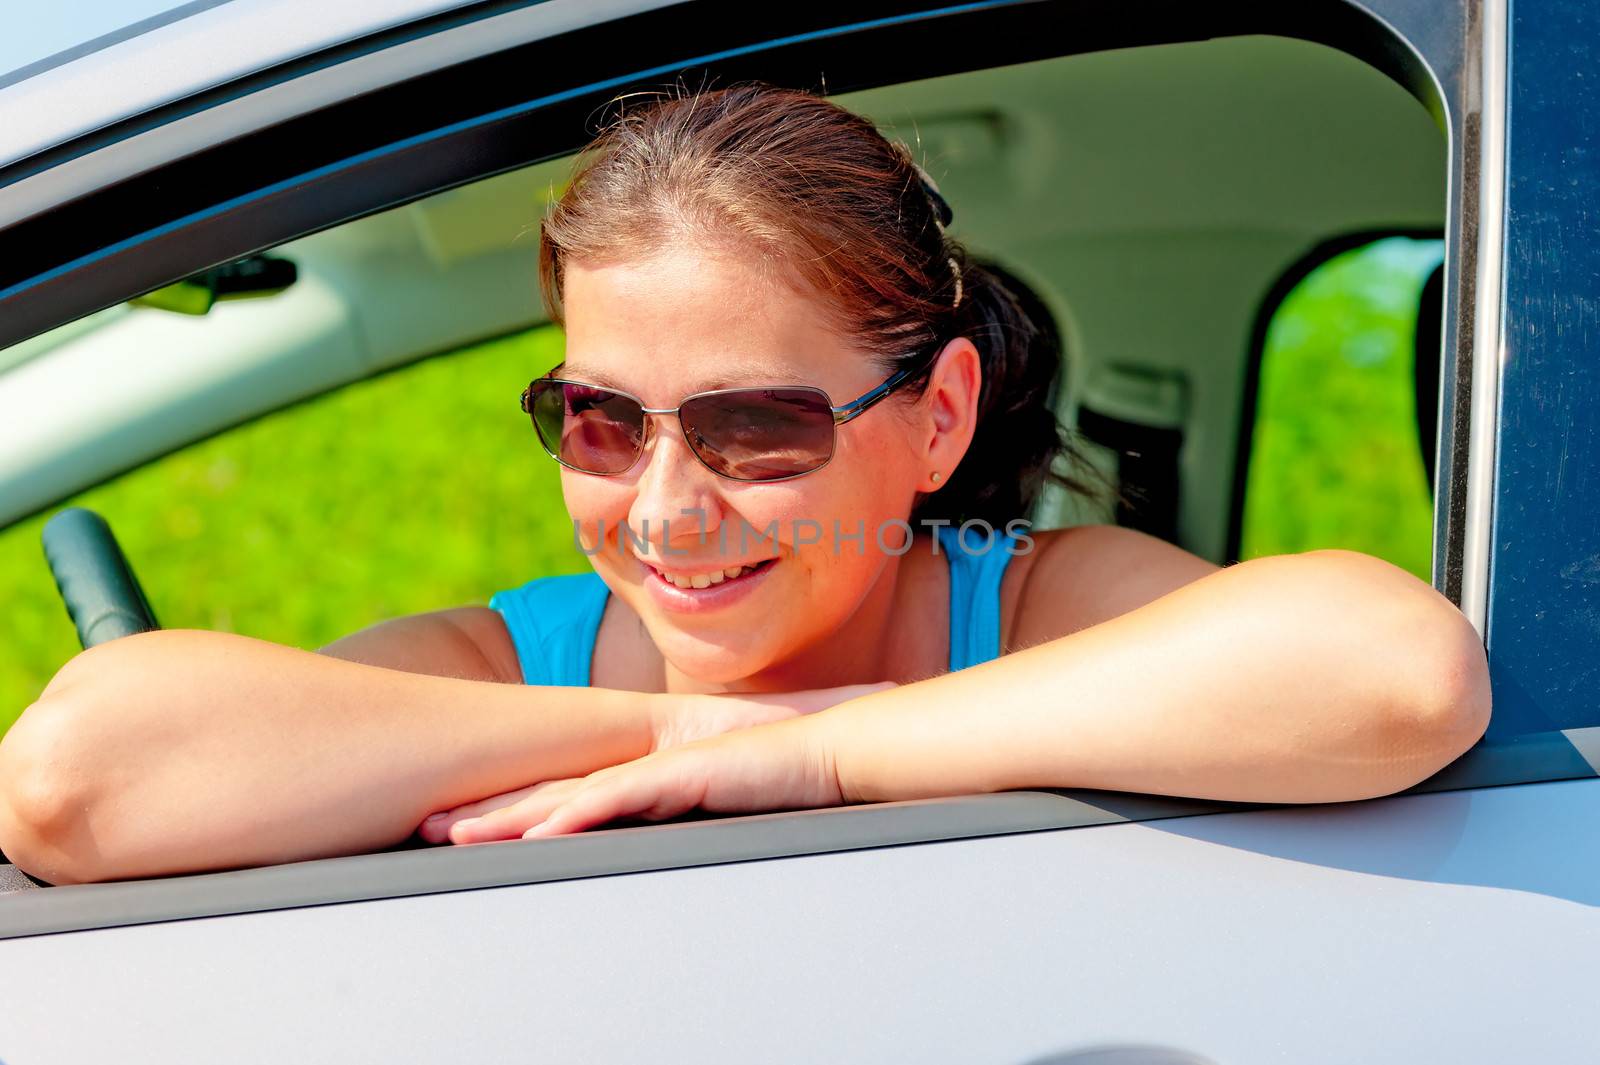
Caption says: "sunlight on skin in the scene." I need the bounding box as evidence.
[554,241,979,692]
[420,245,1484,848]
[417,239,989,845]
[437,544,1489,845]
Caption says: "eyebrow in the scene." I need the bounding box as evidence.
[560,361,813,393]
[556,364,626,389]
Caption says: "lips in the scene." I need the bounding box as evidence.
[635,556,779,614]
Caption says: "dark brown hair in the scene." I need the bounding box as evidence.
[538,81,1099,525]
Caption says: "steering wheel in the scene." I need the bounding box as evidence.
[40,507,160,649]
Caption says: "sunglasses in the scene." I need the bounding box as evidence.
[520,358,927,482]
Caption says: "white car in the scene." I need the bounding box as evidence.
[2,2,1597,1062]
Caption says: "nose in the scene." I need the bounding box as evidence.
[626,413,726,558]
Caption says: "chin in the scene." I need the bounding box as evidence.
[662,642,780,684]
[651,625,785,687]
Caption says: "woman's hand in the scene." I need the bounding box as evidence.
[417,682,891,843]
[648,681,894,750]
[444,717,843,843]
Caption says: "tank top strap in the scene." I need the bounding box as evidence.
[937,524,1018,673]
[488,572,610,686]
[491,531,1015,685]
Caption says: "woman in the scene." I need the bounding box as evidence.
[0,84,1489,884]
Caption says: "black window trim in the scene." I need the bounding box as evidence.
[0,0,1454,343]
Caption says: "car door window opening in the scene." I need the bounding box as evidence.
[5,3,1552,915]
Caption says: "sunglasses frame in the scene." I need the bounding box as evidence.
[520,357,928,483]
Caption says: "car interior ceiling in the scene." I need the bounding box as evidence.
[1,33,1446,562]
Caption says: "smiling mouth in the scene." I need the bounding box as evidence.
[642,557,777,590]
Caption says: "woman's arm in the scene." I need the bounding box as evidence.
[0,622,665,884]
[447,545,1492,840]
[826,545,1491,805]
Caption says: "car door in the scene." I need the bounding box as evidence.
[3,2,1599,1063]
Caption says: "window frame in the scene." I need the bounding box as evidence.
[6,0,1549,936]
[4,733,1599,941]
[1481,0,1600,740]
[0,0,1458,345]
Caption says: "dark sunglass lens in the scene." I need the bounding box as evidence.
[679,388,835,481]
[531,382,645,475]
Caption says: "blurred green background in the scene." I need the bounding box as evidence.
[1241,235,1442,578]
[0,236,1441,734]
[0,326,587,732]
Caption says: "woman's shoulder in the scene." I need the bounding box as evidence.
[1005,524,1220,645]
[490,572,611,686]
[489,572,661,690]
[317,605,525,685]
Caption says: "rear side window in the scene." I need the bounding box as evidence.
[1237,235,1445,578]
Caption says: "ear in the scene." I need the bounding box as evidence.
[916,336,982,491]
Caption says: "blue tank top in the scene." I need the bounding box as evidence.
[489,525,1017,686]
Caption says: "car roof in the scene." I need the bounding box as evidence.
[0,0,496,172]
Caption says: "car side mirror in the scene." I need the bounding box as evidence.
[131,254,297,315]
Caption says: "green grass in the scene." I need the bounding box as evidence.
[0,325,585,732]
[1240,237,1443,578]
[0,238,1441,734]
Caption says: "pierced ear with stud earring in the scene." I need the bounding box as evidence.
[930,471,943,485]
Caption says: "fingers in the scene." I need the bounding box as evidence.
[446,777,589,844]
[444,722,812,844]
[519,785,631,839]
[660,682,900,750]
[418,780,570,844]
[524,764,701,839]
[449,755,707,843]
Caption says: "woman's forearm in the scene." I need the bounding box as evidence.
[0,629,658,883]
[819,550,1491,805]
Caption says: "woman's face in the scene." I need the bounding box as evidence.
[557,242,948,685]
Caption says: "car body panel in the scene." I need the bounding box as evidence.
[1484,0,1600,738]
[0,0,688,237]
[0,0,506,168]
[2,778,1598,1063]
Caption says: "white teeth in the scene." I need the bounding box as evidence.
[656,561,768,589]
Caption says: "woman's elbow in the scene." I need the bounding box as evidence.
[1404,604,1493,769]
[0,689,106,885]
[1366,588,1493,797]
[1287,550,1491,798]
